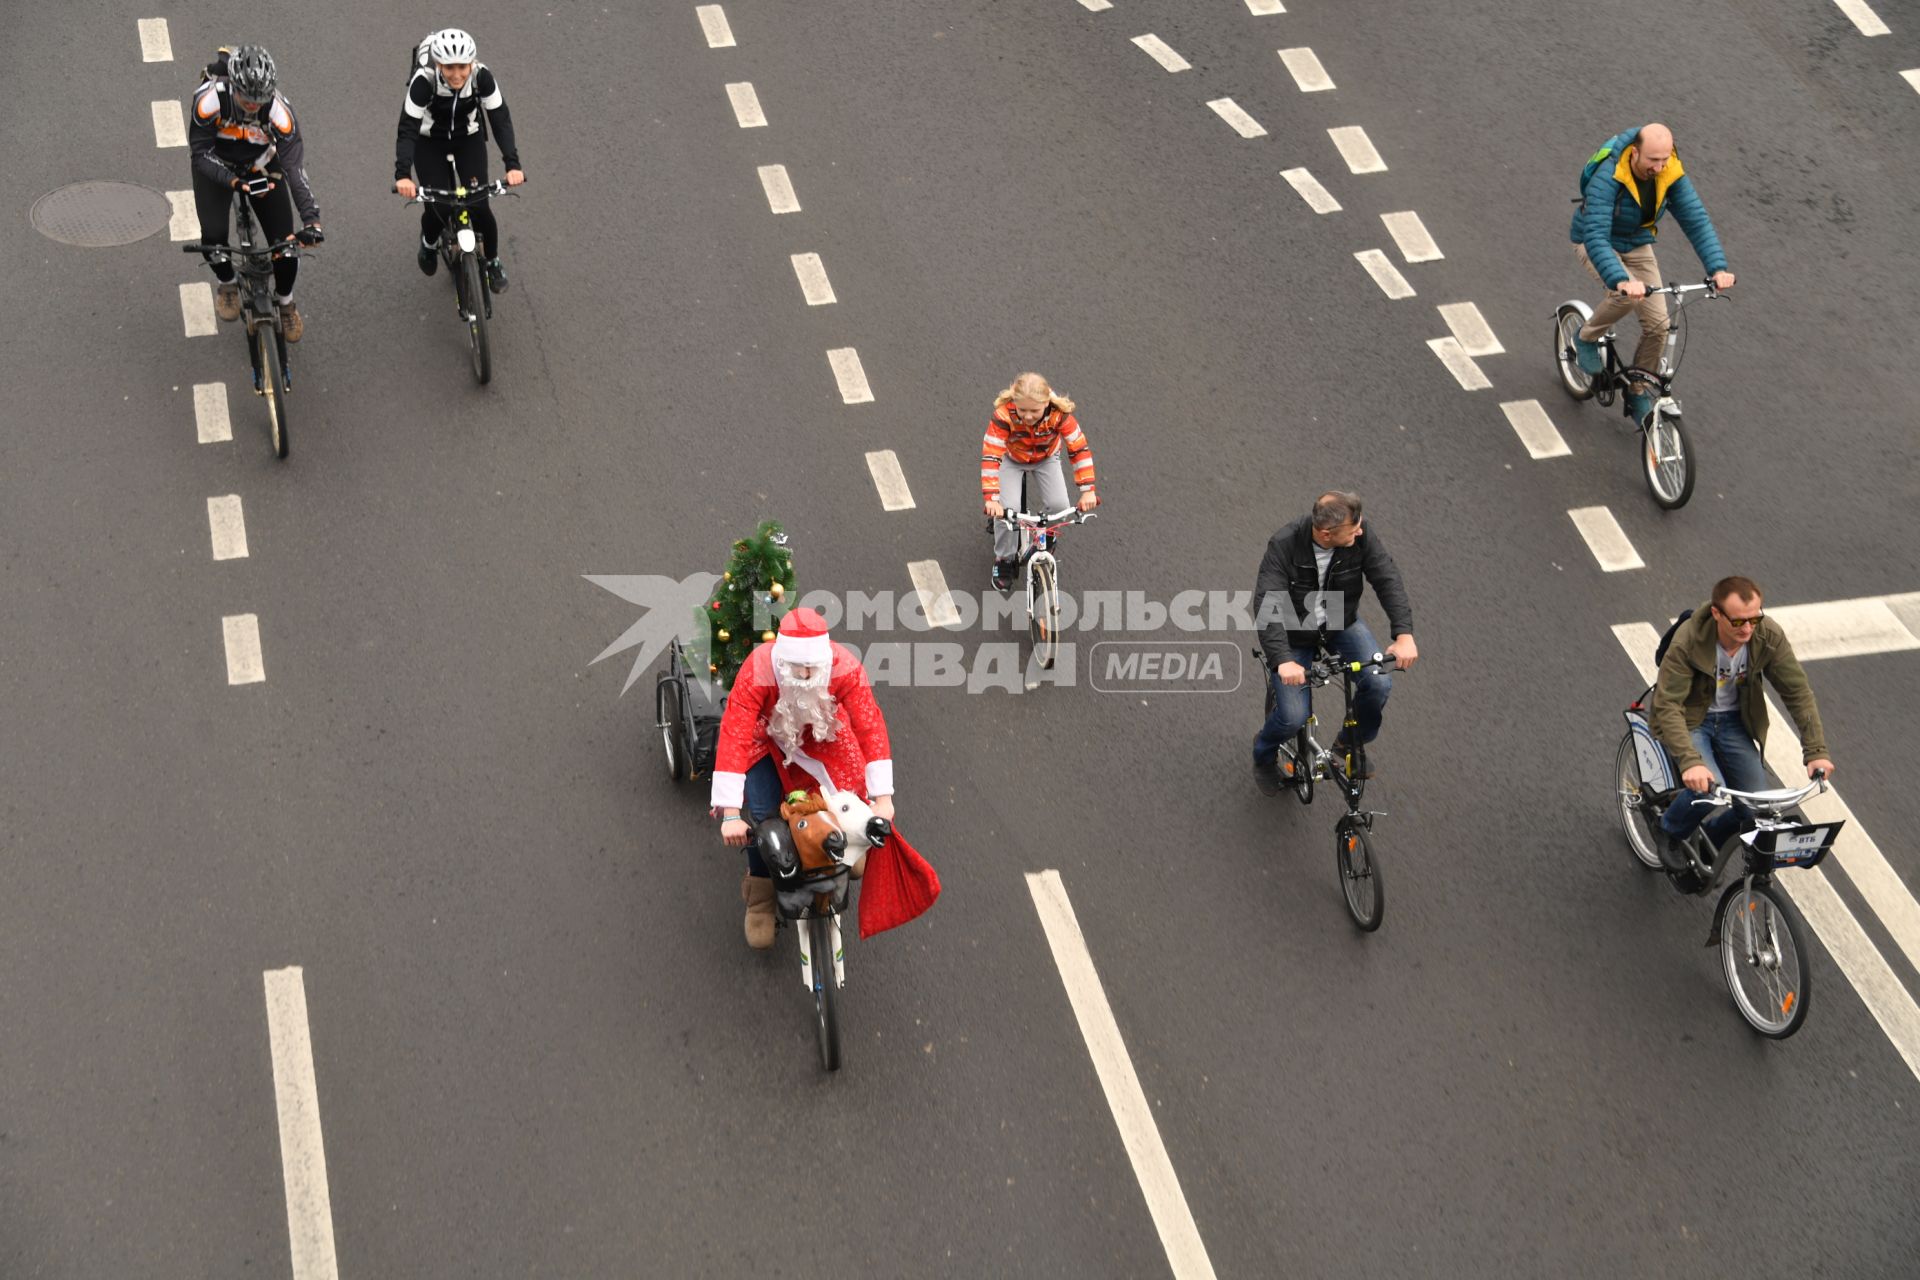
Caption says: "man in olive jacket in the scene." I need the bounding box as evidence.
[1650,575,1834,874]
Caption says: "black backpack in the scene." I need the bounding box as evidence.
[1653,607,1695,668]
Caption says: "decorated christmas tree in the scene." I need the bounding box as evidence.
[703,520,797,687]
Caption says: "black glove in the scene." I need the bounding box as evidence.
[295,224,325,246]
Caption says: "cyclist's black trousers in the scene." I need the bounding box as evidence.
[415,134,500,260]
[192,170,298,298]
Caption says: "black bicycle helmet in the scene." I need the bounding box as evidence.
[227,45,278,103]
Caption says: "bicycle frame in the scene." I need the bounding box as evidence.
[1298,644,1393,816]
[996,507,1092,603]
[1585,282,1719,414]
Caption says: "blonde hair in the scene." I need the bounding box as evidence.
[993,371,1075,415]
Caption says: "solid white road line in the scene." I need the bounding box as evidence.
[1354,249,1415,300]
[138,18,173,62]
[1499,399,1570,459]
[1567,506,1643,571]
[1206,98,1267,139]
[1277,47,1334,92]
[1078,0,1114,11]
[757,165,800,214]
[223,614,265,685]
[167,190,196,240]
[180,283,217,337]
[865,450,916,511]
[1380,211,1441,262]
[1834,0,1891,37]
[790,253,837,306]
[695,4,737,47]
[1612,624,1920,1084]
[827,348,874,404]
[1245,0,1285,13]
[1437,301,1503,357]
[906,561,963,629]
[151,100,187,148]
[1425,337,1490,390]
[1327,125,1386,173]
[194,383,232,443]
[263,968,340,1280]
[207,495,249,561]
[725,82,767,128]
[1766,593,1920,661]
[1026,871,1218,1280]
[1902,69,1920,94]
[1132,34,1191,72]
[1280,168,1341,214]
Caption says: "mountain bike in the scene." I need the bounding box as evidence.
[406,176,519,385]
[1253,639,1404,931]
[182,176,313,458]
[1613,693,1839,1037]
[994,507,1096,670]
[1553,279,1726,509]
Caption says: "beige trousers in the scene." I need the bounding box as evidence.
[1575,243,1669,378]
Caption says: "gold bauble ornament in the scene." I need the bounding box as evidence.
[769,582,785,600]
[723,571,732,581]
[717,627,731,642]
[761,630,776,642]
[708,662,719,674]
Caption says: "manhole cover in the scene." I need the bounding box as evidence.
[31,181,172,247]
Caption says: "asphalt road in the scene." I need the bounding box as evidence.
[3,0,1919,1276]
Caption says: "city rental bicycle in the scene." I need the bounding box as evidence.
[1553,279,1726,509]
[182,176,313,459]
[1254,639,1404,931]
[406,175,520,385]
[994,507,1096,670]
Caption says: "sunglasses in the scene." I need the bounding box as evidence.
[1717,610,1763,629]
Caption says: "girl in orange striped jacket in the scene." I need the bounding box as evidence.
[982,372,1100,592]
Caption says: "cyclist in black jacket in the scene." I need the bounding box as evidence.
[393,29,525,293]
[188,46,324,341]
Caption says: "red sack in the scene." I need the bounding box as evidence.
[857,825,940,939]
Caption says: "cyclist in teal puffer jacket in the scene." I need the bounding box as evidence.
[1568,122,1737,426]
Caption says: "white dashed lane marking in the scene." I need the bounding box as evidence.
[207,495,249,560]
[263,968,340,1279]
[1131,34,1191,73]
[223,614,266,685]
[1765,592,1920,661]
[1281,168,1341,214]
[151,100,187,148]
[757,165,800,214]
[1245,0,1285,13]
[1834,0,1890,37]
[906,561,963,629]
[827,348,874,404]
[1354,250,1414,300]
[1425,337,1491,390]
[167,190,196,240]
[1499,400,1570,459]
[1567,506,1642,571]
[180,283,217,337]
[194,383,232,443]
[1278,47,1334,92]
[138,18,173,62]
[1437,302,1503,357]
[1077,0,1113,11]
[725,82,767,128]
[865,450,916,511]
[790,253,837,306]
[1901,69,1920,94]
[1327,126,1386,174]
[1206,98,1267,139]
[1380,211,1441,262]
[696,4,737,47]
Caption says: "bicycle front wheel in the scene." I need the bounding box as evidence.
[460,253,493,385]
[808,913,843,1071]
[255,324,290,459]
[1614,732,1663,870]
[1337,823,1384,932]
[1717,879,1811,1038]
[1554,305,1596,401]
[1642,410,1693,509]
[1028,558,1060,670]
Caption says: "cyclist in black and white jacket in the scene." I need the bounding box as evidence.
[392,29,525,293]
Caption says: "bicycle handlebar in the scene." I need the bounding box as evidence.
[405,179,516,206]
[997,508,1097,529]
[1687,770,1829,811]
[1615,279,1725,301]
[180,240,302,260]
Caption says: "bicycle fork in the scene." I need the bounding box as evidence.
[796,914,845,991]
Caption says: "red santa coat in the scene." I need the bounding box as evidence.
[709,641,894,810]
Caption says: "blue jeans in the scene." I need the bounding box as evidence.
[1252,622,1392,764]
[1659,712,1765,848]
[742,755,783,877]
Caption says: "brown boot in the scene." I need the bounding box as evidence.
[277,300,304,343]
[214,283,242,323]
[741,873,776,950]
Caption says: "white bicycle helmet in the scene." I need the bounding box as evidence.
[428,28,477,65]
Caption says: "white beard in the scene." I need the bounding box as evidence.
[768,679,839,757]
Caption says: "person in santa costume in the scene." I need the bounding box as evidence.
[711,608,896,949]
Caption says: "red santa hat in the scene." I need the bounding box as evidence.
[771,607,831,669]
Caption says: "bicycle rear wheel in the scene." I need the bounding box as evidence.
[255,323,290,459]
[1614,732,1663,870]
[1028,558,1060,670]
[1554,305,1596,401]
[657,677,690,783]
[1337,823,1384,931]
[808,913,843,1071]
[1716,879,1810,1038]
[1281,731,1313,805]
[1642,409,1693,509]
[459,253,493,385]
